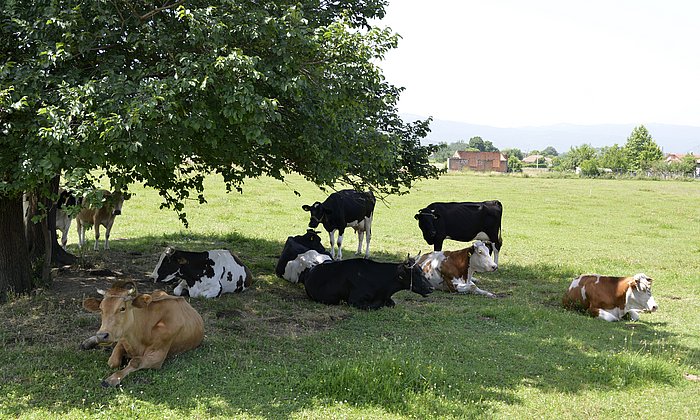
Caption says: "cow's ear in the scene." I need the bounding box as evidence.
[83,298,101,313]
[414,214,420,220]
[132,294,153,308]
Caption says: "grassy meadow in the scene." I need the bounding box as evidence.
[1,172,699,419]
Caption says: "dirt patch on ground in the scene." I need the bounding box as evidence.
[4,248,352,348]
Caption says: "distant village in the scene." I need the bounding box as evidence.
[435,125,700,178]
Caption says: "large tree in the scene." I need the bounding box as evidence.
[624,125,663,171]
[598,144,628,173]
[0,0,441,300]
[555,144,597,171]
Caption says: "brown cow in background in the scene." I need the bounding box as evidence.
[76,189,125,250]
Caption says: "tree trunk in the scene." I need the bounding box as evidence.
[0,193,33,303]
[24,177,76,283]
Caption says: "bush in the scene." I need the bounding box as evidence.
[580,159,599,177]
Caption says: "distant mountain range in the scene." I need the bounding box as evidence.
[402,114,700,154]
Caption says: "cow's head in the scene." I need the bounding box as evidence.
[82,281,153,344]
[398,253,433,297]
[150,247,183,283]
[302,202,327,228]
[414,208,439,244]
[627,273,658,313]
[469,241,498,273]
[109,191,126,216]
[301,229,323,246]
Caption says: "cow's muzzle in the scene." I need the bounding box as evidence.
[112,210,121,216]
[96,331,111,342]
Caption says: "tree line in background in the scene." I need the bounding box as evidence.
[435,125,698,177]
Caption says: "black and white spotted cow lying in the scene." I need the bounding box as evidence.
[150,248,252,298]
[275,229,332,284]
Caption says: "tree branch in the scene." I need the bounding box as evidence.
[140,0,185,21]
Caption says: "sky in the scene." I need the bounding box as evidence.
[376,0,700,128]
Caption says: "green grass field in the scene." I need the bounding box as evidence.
[1,172,699,419]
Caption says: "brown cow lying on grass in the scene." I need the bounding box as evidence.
[563,273,658,322]
[82,281,204,387]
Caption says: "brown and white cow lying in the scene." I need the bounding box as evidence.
[417,241,499,297]
[76,189,126,250]
[563,273,658,322]
[82,281,204,387]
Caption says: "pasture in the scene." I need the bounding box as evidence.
[1,173,699,419]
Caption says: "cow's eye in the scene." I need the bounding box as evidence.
[119,306,126,312]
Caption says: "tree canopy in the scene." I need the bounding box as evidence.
[2,0,440,212]
[624,125,662,171]
[0,0,442,297]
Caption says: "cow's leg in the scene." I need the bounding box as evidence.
[93,222,101,250]
[61,219,71,249]
[627,310,640,321]
[355,226,364,256]
[328,230,336,260]
[454,278,495,298]
[107,342,127,369]
[336,228,345,260]
[102,348,169,387]
[593,308,619,322]
[492,244,500,265]
[104,219,115,250]
[173,280,188,296]
[76,220,84,248]
[434,239,444,252]
[363,215,372,258]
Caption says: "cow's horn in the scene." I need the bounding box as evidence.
[165,247,175,255]
[96,288,106,296]
[123,281,137,296]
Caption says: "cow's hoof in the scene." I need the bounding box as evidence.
[101,376,121,387]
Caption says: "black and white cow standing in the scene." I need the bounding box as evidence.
[415,200,503,264]
[275,229,332,283]
[302,189,376,260]
[55,189,78,249]
[150,248,253,298]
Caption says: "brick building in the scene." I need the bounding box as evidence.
[448,151,508,173]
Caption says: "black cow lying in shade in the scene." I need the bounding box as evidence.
[302,255,433,310]
[275,229,332,283]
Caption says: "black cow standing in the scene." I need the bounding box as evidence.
[414,200,503,264]
[302,189,376,260]
[302,255,433,310]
